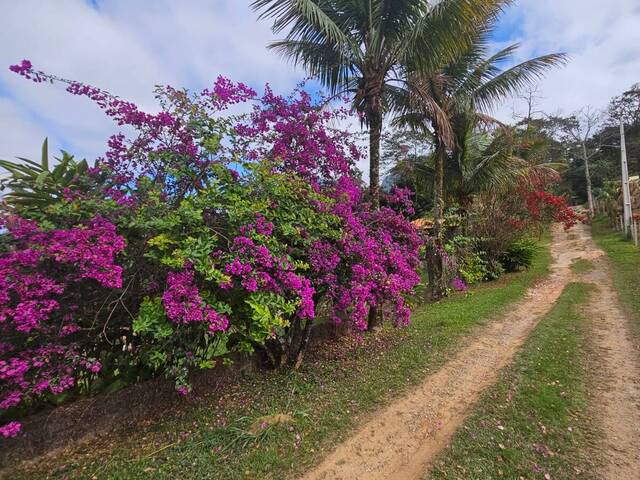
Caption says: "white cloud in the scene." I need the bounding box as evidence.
[0,97,50,161]
[497,0,640,120]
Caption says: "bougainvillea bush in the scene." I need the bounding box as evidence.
[0,61,422,438]
[0,216,124,439]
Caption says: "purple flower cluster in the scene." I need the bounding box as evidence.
[234,85,358,181]
[203,75,257,110]
[47,218,126,288]
[9,61,202,182]
[0,217,125,332]
[233,90,422,330]
[0,422,21,439]
[163,270,229,333]
[451,277,468,292]
[9,60,43,82]
[0,215,125,439]
[220,216,316,320]
[325,201,422,329]
[385,186,416,216]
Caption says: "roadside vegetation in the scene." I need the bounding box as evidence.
[4,0,638,477]
[9,239,551,479]
[427,282,598,480]
[0,0,576,447]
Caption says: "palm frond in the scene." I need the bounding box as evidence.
[0,139,89,209]
[453,43,520,99]
[403,0,510,71]
[252,0,352,47]
[269,39,355,94]
[473,53,568,111]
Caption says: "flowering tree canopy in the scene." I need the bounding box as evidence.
[1,60,422,439]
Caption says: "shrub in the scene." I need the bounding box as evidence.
[467,180,583,269]
[1,60,423,437]
[500,238,538,272]
[459,251,489,285]
[444,235,488,286]
[484,258,505,281]
[0,216,125,437]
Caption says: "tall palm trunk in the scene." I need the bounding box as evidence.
[367,104,383,330]
[426,140,447,300]
[368,101,383,209]
[433,142,445,240]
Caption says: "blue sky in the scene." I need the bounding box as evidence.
[1,0,640,179]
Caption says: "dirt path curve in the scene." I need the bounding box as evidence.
[580,238,640,479]
[301,224,597,480]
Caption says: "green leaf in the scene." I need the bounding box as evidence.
[198,359,217,369]
[35,171,49,186]
[133,297,173,340]
[147,233,177,251]
[148,350,168,370]
[41,137,49,170]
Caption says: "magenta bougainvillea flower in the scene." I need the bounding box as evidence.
[2,60,424,439]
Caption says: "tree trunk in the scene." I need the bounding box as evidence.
[426,142,447,301]
[262,339,285,369]
[582,143,594,215]
[368,110,382,209]
[366,99,383,329]
[367,303,382,331]
[425,242,445,301]
[433,142,445,239]
[289,318,313,369]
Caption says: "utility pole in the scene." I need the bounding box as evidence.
[620,121,632,238]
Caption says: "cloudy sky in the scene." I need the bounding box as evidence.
[1,0,639,177]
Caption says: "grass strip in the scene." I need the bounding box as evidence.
[427,282,596,480]
[570,258,594,274]
[16,238,552,480]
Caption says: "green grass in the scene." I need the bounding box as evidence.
[13,237,552,480]
[426,283,597,480]
[591,216,640,344]
[570,258,594,274]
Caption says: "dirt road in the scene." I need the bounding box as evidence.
[579,237,640,480]
[301,224,632,480]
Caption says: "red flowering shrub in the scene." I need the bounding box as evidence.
[525,190,584,230]
[467,183,583,272]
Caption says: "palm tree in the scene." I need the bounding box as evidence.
[387,126,563,217]
[252,0,511,328]
[251,0,509,208]
[450,127,563,204]
[394,32,566,298]
[0,138,89,211]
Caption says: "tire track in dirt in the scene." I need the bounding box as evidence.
[580,239,640,479]
[300,224,597,480]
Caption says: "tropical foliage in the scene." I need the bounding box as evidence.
[387,23,566,298]
[0,2,589,444]
[252,0,509,207]
[0,138,89,211]
[0,61,421,438]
